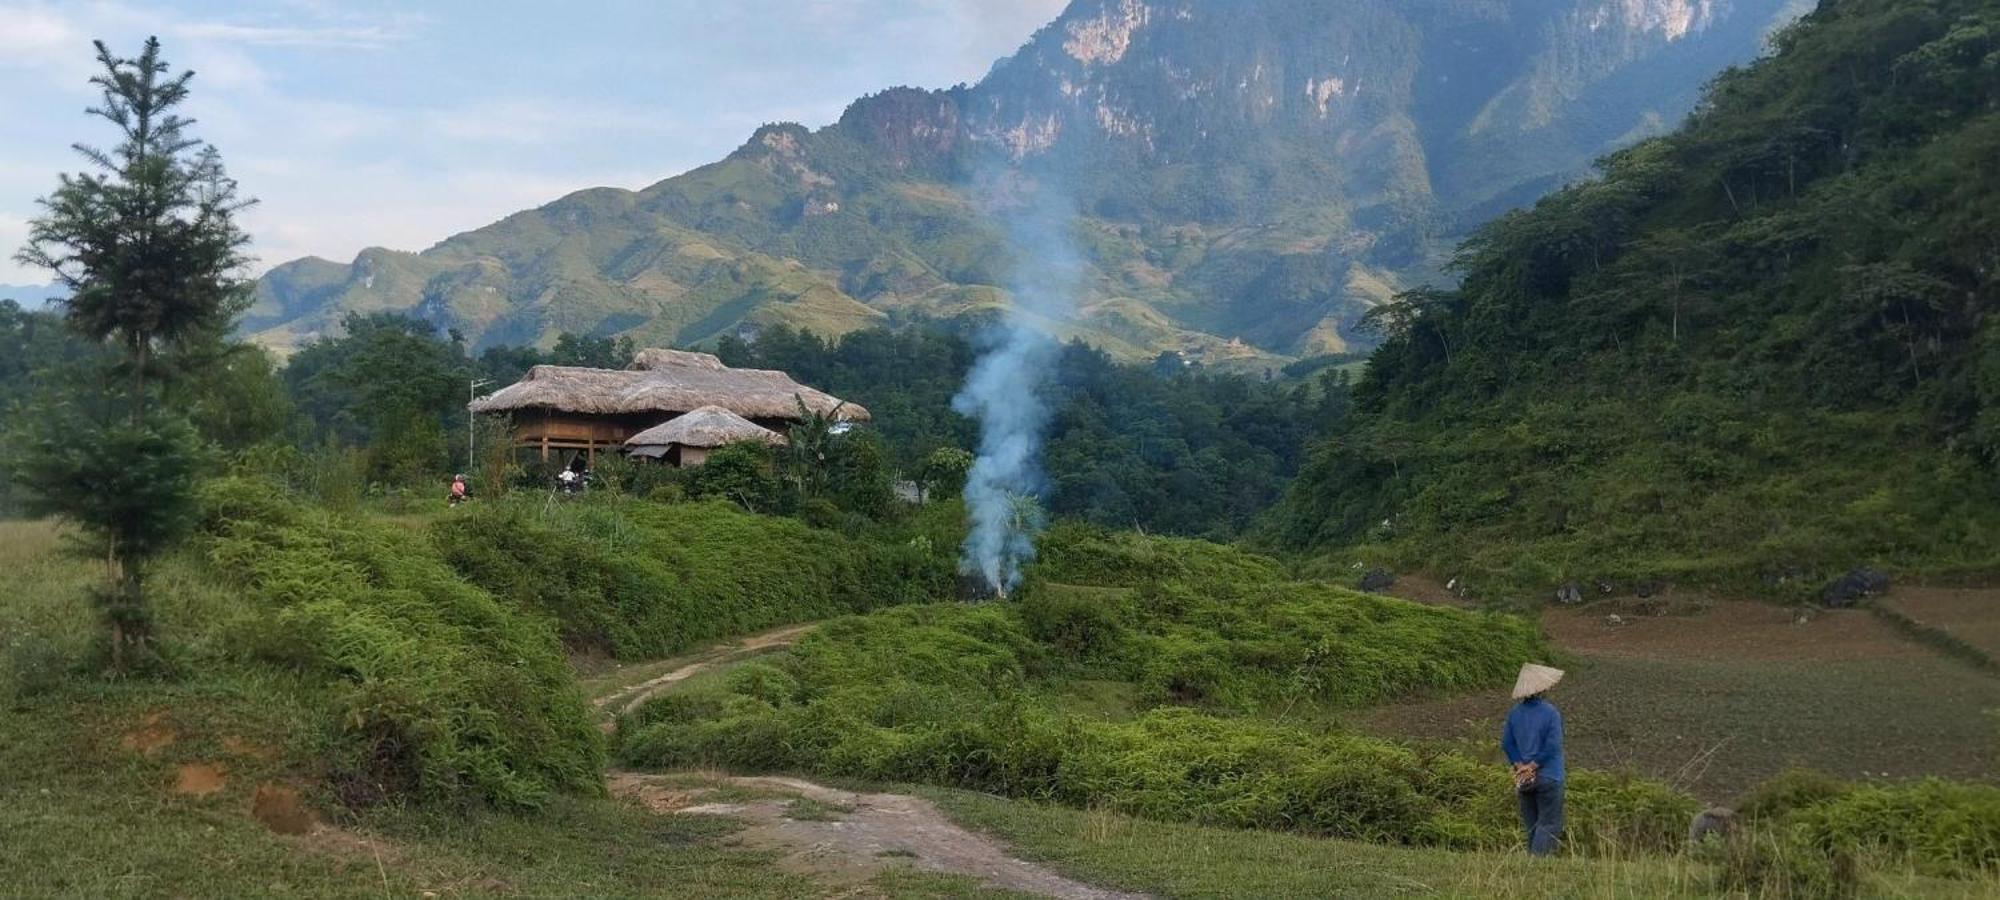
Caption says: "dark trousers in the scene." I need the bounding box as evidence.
[1517,779,1565,856]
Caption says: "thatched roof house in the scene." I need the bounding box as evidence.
[626,405,786,466]
[470,348,867,462]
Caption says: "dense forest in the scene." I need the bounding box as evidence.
[1264,0,2000,591]
[717,326,1347,537]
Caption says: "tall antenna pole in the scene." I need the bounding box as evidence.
[468,378,493,473]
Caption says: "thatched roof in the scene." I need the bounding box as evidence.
[469,348,869,422]
[626,406,787,457]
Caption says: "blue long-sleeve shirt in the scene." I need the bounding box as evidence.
[1501,697,1565,783]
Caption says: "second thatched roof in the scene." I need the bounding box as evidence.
[467,348,869,422]
[625,406,787,457]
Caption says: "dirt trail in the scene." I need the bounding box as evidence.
[596,624,1148,898]
[611,772,1148,900]
[590,623,819,720]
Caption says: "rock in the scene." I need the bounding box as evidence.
[1689,806,1735,845]
[1594,578,1615,595]
[1605,614,1626,627]
[1358,567,1395,593]
[1820,568,1890,608]
[1555,582,1584,605]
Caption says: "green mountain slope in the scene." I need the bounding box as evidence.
[1265,0,2000,591]
[251,0,1802,362]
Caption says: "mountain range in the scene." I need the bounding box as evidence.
[0,283,65,309]
[249,0,1809,365]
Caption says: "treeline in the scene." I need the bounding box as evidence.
[5,298,1345,540]
[1263,0,2000,591]
[721,325,1350,538]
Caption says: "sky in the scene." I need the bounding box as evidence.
[0,0,1069,285]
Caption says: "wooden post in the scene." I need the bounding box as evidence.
[540,436,549,463]
[587,443,596,467]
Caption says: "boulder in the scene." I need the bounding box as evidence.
[1688,806,1735,845]
[1820,568,1890,608]
[1555,582,1584,605]
[1358,567,1395,593]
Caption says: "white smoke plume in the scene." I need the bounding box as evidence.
[952,176,1080,594]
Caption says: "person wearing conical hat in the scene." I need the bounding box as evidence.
[1502,662,1566,856]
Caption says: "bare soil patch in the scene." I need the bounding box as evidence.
[119,711,177,756]
[252,783,320,836]
[1383,574,1475,609]
[1881,587,2000,661]
[1545,594,1927,662]
[1358,600,2000,801]
[172,762,227,797]
[612,772,1147,899]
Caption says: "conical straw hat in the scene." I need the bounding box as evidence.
[1513,663,1565,699]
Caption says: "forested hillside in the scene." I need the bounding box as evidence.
[249,0,1800,362]
[1266,0,2000,591]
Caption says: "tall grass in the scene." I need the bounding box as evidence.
[428,497,955,660]
[618,592,1687,852]
[195,477,602,808]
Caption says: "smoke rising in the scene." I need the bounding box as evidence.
[952,176,1080,594]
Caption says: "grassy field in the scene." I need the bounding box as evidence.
[9,510,2000,897]
[926,788,1996,899]
[1358,595,2000,801]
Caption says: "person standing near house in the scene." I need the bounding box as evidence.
[1502,663,1566,856]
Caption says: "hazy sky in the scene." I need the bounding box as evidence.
[0,0,1068,283]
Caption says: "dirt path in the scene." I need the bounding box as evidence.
[588,623,820,720]
[611,772,1148,900]
[595,625,1148,898]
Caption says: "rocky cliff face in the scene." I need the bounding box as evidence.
[252,0,1803,364]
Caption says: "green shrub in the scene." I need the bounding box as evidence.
[1738,768,1854,821]
[429,498,953,659]
[1722,772,2000,887]
[1019,585,1128,660]
[1033,523,1288,588]
[617,597,1663,853]
[196,478,601,809]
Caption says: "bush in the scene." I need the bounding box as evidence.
[617,596,1651,853]
[429,498,954,659]
[1019,585,1128,660]
[1033,523,1288,588]
[1721,771,2000,890]
[197,478,601,809]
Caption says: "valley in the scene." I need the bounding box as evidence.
[1,0,1996,896]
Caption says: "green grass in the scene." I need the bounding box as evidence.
[928,788,1998,899]
[0,682,1042,898]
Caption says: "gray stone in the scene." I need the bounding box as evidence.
[1820,568,1890,608]
[1689,807,1735,845]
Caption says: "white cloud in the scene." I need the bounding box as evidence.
[0,5,80,57]
[170,22,409,49]
[0,0,1070,281]
[0,213,39,283]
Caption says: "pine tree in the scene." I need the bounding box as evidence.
[10,37,251,671]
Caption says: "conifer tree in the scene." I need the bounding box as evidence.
[10,37,251,671]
